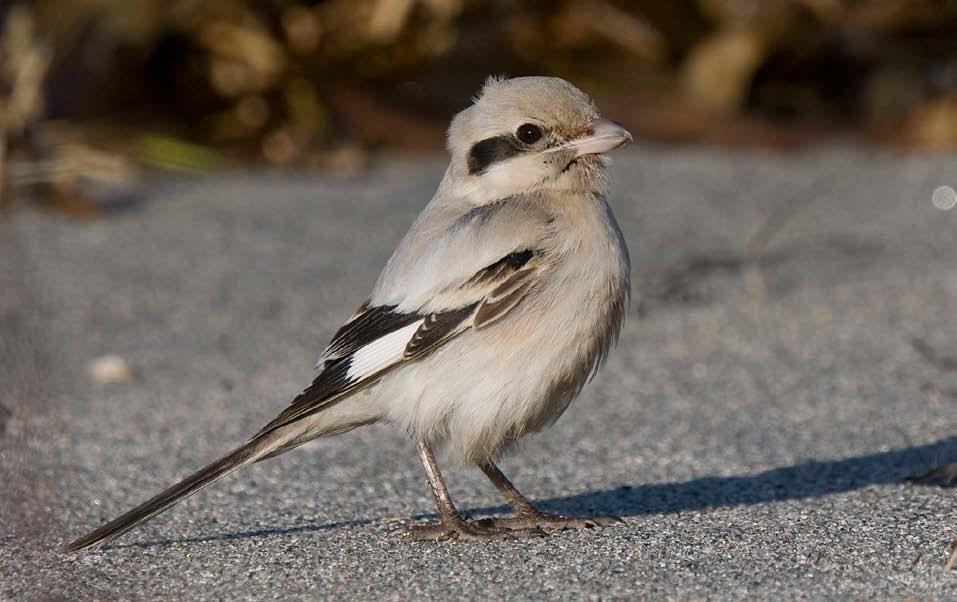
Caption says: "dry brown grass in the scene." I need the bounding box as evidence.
[1,0,955,209]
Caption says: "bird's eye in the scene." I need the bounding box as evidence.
[516,123,543,144]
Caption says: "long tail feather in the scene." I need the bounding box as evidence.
[67,438,268,551]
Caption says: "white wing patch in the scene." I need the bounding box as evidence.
[346,320,424,381]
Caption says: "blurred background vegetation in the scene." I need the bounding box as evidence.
[1,0,955,212]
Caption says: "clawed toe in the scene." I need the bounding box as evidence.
[406,446,619,543]
[476,512,623,532]
[402,519,546,542]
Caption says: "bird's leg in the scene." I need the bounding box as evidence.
[475,461,622,531]
[403,440,544,541]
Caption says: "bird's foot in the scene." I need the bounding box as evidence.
[402,516,546,542]
[908,463,957,487]
[476,511,622,532]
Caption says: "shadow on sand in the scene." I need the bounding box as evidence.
[110,436,956,549]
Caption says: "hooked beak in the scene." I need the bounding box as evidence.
[569,118,633,157]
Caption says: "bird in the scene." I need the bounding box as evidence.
[67,75,633,549]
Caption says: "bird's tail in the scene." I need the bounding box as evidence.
[67,437,272,551]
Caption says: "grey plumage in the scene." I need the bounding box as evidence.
[68,75,633,549]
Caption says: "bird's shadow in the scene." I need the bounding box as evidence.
[109,518,374,550]
[526,436,957,519]
[110,436,956,550]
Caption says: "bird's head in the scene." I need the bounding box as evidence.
[445,76,632,202]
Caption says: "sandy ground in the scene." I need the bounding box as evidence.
[1,146,955,600]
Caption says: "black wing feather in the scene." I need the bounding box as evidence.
[465,249,534,286]
[255,304,473,437]
[323,304,422,361]
[253,356,359,437]
[404,303,478,359]
[255,248,539,438]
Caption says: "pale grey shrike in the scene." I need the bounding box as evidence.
[69,75,633,548]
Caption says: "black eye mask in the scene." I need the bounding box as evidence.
[467,135,525,175]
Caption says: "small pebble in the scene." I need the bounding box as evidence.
[88,354,134,384]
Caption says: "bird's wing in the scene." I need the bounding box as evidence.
[254,198,551,437]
